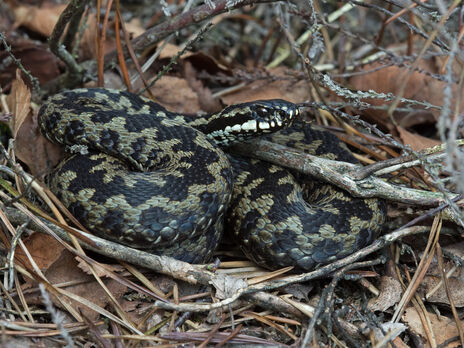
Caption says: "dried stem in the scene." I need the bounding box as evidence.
[103,0,277,66]
[0,33,40,92]
[232,139,462,209]
[4,206,430,313]
[48,0,89,87]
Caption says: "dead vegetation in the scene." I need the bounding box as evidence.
[0,0,463,346]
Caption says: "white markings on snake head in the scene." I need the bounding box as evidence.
[232,124,242,132]
[239,119,257,132]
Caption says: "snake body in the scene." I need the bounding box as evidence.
[38,88,386,271]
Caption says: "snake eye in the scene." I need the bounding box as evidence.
[259,107,269,115]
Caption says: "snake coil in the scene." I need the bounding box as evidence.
[38,88,385,271]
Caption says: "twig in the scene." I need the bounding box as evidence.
[214,324,243,348]
[48,0,88,86]
[7,219,30,290]
[4,206,430,313]
[198,314,225,348]
[352,140,464,179]
[62,0,88,53]
[346,0,449,51]
[0,33,40,92]
[301,258,384,347]
[159,330,276,345]
[387,0,460,118]
[138,21,214,95]
[436,244,464,347]
[39,284,74,348]
[103,0,277,65]
[97,0,114,86]
[232,139,462,208]
[317,103,464,228]
[390,194,462,233]
[391,215,442,323]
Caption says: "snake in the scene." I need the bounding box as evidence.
[38,88,386,271]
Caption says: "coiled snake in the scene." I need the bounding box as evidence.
[38,88,386,271]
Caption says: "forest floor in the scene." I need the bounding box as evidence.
[0,0,463,347]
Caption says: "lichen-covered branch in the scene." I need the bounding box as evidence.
[48,0,89,87]
[3,206,429,313]
[231,139,462,209]
[103,0,278,66]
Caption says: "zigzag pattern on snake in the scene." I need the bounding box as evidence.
[38,88,386,271]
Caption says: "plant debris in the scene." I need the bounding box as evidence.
[0,0,463,346]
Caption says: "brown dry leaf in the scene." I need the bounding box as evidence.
[7,70,64,177]
[14,110,64,177]
[368,276,403,312]
[184,61,222,113]
[80,14,146,60]
[84,71,126,91]
[415,254,464,307]
[371,323,408,347]
[221,68,311,105]
[158,43,231,76]
[0,40,60,89]
[15,232,64,271]
[142,76,201,113]
[397,126,441,151]
[396,109,437,129]
[419,275,464,307]
[12,3,67,37]
[125,18,145,38]
[23,244,127,320]
[443,241,464,263]
[349,58,464,130]
[80,15,117,60]
[149,49,232,113]
[121,299,158,327]
[76,258,125,277]
[6,70,30,138]
[403,307,463,347]
[158,42,194,60]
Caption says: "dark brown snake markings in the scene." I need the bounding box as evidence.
[38,88,386,271]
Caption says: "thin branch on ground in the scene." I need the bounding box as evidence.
[232,139,462,210]
[48,0,88,87]
[61,0,88,53]
[138,21,214,95]
[0,33,40,92]
[301,258,384,346]
[4,206,430,313]
[103,0,277,66]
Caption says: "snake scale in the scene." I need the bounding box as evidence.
[38,88,386,271]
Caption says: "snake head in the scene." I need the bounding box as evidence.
[205,99,299,146]
[241,99,299,132]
